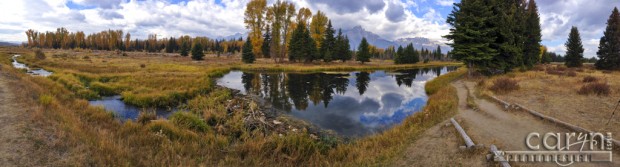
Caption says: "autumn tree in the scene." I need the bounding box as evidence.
[565,26,584,67]
[244,0,267,58]
[596,7,620,70]
[310,10,328,47]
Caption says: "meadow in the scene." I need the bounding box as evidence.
[479,64,620,137]
[0,47,464,166]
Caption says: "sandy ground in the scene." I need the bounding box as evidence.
[0,70,35,166]
[393,81,620,167]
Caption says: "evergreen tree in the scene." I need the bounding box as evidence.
[262,25,272,58]
[435,45,442,60]
[166,37,177,53]
[596,7,620,70]
[357,37,370,64]
[333,29,344,61]
[242,37,256,63]
[334,33,352,62]
[523,0,542,68]
[191,42,204,60]
[445,0,497,74]
[488,0,525,73]
[320,20,336,62]
[394,45,404,64]
[288,22,317,63]
[565,26,584,67]
[180,39,190,56]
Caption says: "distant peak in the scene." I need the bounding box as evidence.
[352,25,364,30]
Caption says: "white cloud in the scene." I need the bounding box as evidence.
[538,0,620,58]
[435,0,454,7]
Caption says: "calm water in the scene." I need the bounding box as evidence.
[11,55,53,77]
[89,95,177,121]
[217,66,458,137]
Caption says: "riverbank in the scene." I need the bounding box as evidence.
[0,47,465,166]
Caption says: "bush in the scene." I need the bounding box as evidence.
[533,65,545,71]
[35,49,46,60]
[490,77,519,94]
[140,64,146,68]
[170,112,209,132]
[137,111,156,124]
[582,76,598,83]
[566,70,577,77]
[578,82,610,96]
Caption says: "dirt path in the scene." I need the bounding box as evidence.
[0,70,35,166]
[394,81,619,166]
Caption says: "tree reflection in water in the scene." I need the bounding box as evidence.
[218,66,458,137]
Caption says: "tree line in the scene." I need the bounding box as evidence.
[446,0,542,74]
[243,0,352,64]
[24,28,244,60]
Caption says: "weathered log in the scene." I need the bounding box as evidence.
[450,118,475,148]
[490,145,511,167]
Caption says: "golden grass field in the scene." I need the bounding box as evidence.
[480,64,620,137]
[0,46,465,166]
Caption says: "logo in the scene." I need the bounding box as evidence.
[491,132,614,166]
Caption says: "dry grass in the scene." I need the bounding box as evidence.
[583,76,598,83]
[0,47,464,166]
[578,82,611,96]
[489,77,519,94]
[480,64,620,138]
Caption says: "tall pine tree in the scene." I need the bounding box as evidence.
[243,37,256,63]
[523,0,542,68]
[596,7,620,70]
[320,20,336,62]
[180,39,190,57]
[357,37,370,64]
[445,0,497,74]
[565,26,584,67]
[262,25,271,58]
[191,42,204,60]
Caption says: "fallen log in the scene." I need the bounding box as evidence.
[450,118,475,148]
[490,145,511,167]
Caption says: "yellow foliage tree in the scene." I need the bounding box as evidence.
[244,0,267,58]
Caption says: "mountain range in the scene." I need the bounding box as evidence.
[219,25,452,53]
[342,26,451,53]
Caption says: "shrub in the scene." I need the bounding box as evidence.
[566,70,577,77]
[140,64,146,68]
[38,94,54,106]
[146,121,197,141]
[170,112,209,132]
[533,65,545,71]
[582,76,598,83]
[490,77,519,94]
[137,111,156,124]
[578,82,610,96]
[35,49,46,60]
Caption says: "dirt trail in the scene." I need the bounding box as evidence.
[394,81,619,166]
[0,70,34,166]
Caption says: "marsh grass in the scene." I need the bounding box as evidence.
[0,47,464,166]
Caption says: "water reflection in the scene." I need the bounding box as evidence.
[217,66,458,137]
[11,55,53,77]
[89,96,176,120]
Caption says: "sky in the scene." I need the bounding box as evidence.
[0,0,619,58]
